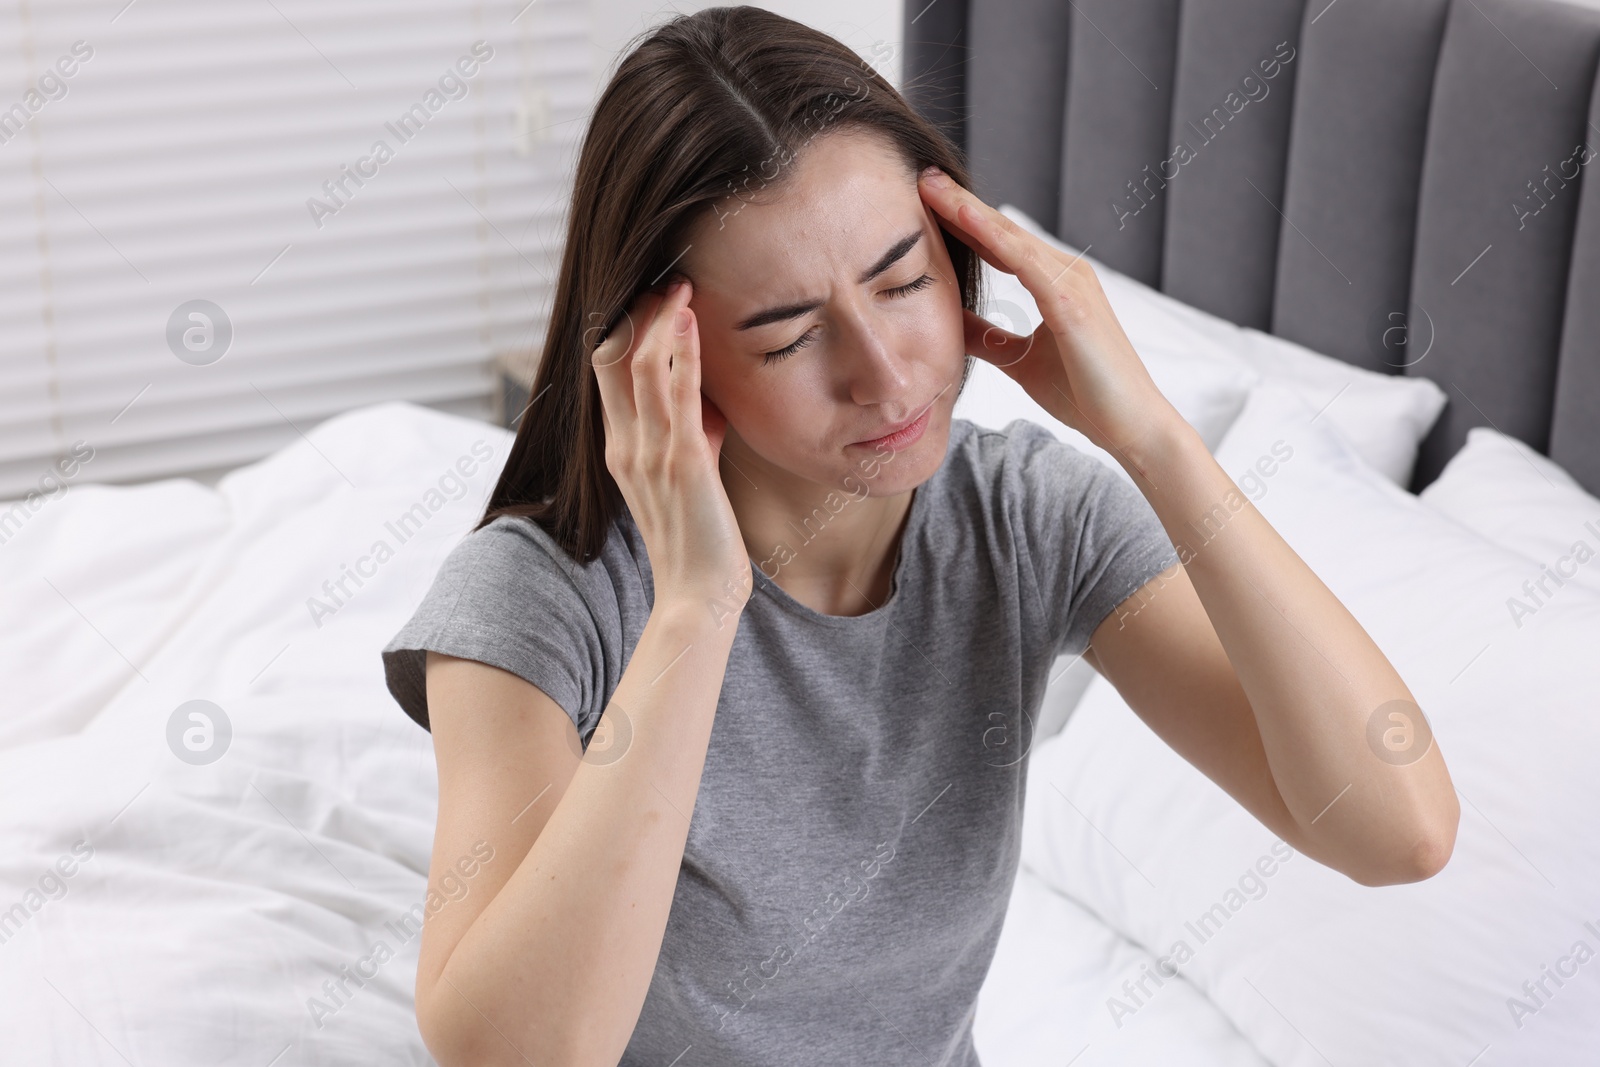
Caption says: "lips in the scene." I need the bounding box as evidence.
[857,412,923,444]
[852,405,933,447]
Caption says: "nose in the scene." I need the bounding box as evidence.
[839,304,913,409]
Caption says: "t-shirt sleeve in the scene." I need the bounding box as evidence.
[1004,419,1182,659]
[380,516,607,739]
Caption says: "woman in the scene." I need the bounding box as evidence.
[380,7,1459,1065]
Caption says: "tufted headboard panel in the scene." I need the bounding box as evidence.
[903,0,1600,494]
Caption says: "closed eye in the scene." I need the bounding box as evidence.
[890,273,936,299]
[761,273,937,364]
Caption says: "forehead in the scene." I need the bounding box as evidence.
[680,129,921,294]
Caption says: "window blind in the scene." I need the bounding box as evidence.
[0,0,588,501]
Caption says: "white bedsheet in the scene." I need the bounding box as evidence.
[976,867,1269,1066]
[0,402,1263,1066]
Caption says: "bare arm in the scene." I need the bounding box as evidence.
[416,598,741,1067]
[414,266,747,1064]
[912,167,1456,887]
[1097,421,1458,885]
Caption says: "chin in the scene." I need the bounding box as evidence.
[841,409,948,496]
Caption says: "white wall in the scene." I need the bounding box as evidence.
[588,0,905,103]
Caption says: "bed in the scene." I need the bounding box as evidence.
[2,0,1598,1063]
[0,399,1278,1065]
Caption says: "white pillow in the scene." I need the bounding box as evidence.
[993,204,1447,488]
[1021,382,1600,1065]
[1232,327,1445,487]
[1420,425,1600,601]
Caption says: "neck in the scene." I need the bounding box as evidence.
[720,442,914,615]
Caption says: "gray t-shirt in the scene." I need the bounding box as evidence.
[381,416,1179,1066]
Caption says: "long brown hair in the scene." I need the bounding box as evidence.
[476,4,984,564]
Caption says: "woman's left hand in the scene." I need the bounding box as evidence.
[918,166,1183,467]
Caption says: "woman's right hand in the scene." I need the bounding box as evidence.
[590,277,753,620]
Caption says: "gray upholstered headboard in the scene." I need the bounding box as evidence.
[902,0,1600,496]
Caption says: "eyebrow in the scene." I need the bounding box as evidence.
[733,229,926,332]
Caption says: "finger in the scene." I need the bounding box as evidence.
[593,285,670,426]
[591,301,647,432]
[667,300,708,443]
[919,168,1067,261]
[944,205,1100,342]
[919,176,1008,275]
[919,171,1082,298]
[914,200,971,295]
[592,291,651,371]
[632,283,685,442]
